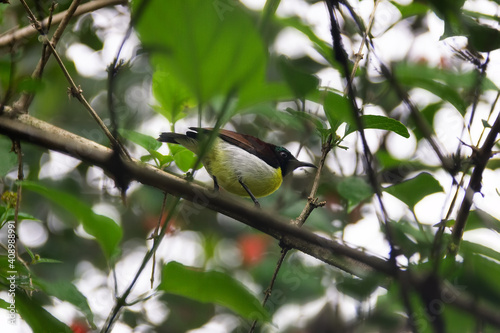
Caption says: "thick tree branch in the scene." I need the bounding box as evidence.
[2,109,500,328]
[0,108,389,277]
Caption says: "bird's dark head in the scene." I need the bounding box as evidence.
[273,146,316,177]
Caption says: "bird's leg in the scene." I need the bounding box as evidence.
[212,176,219,192]
[238,178,260,208]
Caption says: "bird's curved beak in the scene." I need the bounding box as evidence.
[290,159,317,171]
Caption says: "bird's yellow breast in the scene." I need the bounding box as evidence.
[202,139,283,198]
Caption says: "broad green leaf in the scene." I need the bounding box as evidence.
[384,172,443,210]
[337,273,385,301]
[337,177,373,211]
[457,253,500,308]
[460,240,500,263]
[22,181,122,260]
[278,17,335,67]
[345,115,409,138]
[159,261,270,321]
[390,1,429,18]
[409,102,442,141]
[0,136,17,177]
[237,81,293,110]
[395,63,497,114]
[168,145,200,173]
[133,0,266,104]
[440,11,500,52]
[285,108,326,131]
[33,278,95,329]
[389,220,433,259]
[465,209,500,233]
[323,92,409,138]
[118,129,161,151]
[0,297,9,309]
[15,290,73,333]
[323,91,353,132]
[278,56,319,98]
[152,71,192,124]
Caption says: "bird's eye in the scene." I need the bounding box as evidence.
[280,151,288,158]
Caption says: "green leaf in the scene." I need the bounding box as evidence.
[0,136,18,177]
[384,172,443,210]
[119,129,162,151]
[337,273,385,301]
[15,290,73,333]
[22,181,122,260]
[482,119,492,128]
[33,278,95,329]
[323,91,353,132]
[323,92,409,138]
[133,0,266,104]
[159,261,270,321]
[285,108,325,131]
[460,240,500,263]
[278,56,319,98]
[410,102,442,141]
[390,1,429,18]
[395,63,498,114]
[0,297,9,309]
[168,145,200,173]
[465,209,500,233]
[359,115,409,138]
[152,71,192,123]
[337,177,373,211]
[456,253,500,308]
[278,17,335,67]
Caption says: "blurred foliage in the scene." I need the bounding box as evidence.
[0,0,500,332]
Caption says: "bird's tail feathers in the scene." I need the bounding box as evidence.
[158,132,187,144]
[158,132,199,152]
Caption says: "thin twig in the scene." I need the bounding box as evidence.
[15,0,130,160]
[0,0,127,47]
[12,140,33,292]
[326,2,418,331]
[249,134,332,333]
[0,43,17,114]
[13,0,82,113]
[150,193,168,289]
[101,196,181,333]
[448,110,500,256]
[346,0,380,92]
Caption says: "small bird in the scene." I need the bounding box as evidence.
[158,127,316,206]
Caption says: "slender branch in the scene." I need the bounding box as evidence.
[249,134,333,333]
[0,0,127,48]
[346,0,379,91]
[150,193,168,288]
[293,134,332,227]
[101,196,181,333]
[326,2,418,331]
[13,0,83,113]
[13,140,23,259]
[14,0,130,160]
[448,111,500,255]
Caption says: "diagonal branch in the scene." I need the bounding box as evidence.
[14,0,130,160]
[449,111,500,256]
